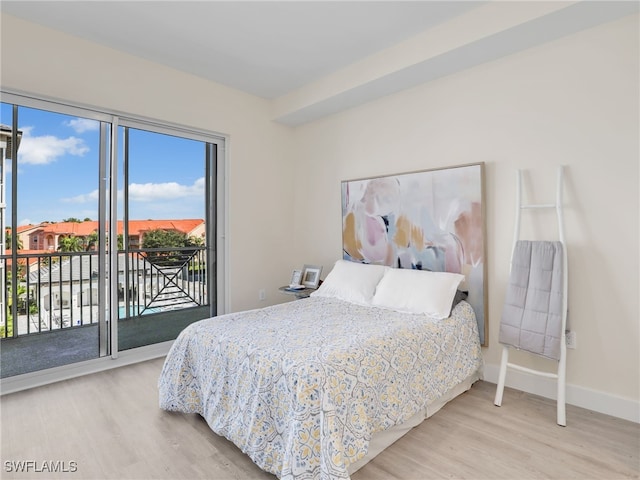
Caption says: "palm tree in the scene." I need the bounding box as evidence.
[85,231,99,251]
[58,235,83,252]
[5,229,24,250]
[82,231,123,251]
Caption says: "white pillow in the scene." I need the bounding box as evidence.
[310,260,388,305]
[371,268,465,319]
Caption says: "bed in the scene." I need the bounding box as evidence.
[158,260,483,479]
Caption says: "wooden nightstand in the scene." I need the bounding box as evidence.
[278,286,314,300]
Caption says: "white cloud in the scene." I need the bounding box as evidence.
[19,218,32,226]
[62,189,100,204]
[60,178,205,204]
[129,177,205,202]
[18,126,89,165]
[65,118,99,133]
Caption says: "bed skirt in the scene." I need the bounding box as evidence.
[348,369,481,474]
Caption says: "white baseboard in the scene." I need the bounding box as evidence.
[484,363,640,424]
[0,341,173,396]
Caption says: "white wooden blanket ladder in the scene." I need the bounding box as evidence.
[494,166,569,426]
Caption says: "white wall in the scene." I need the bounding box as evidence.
[291,15,639,416]
[0,14,296,313]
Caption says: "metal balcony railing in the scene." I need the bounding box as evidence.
[0,246,208,339]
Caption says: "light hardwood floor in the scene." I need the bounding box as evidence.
[1,358,638,479]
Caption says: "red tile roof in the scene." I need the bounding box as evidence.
[34,222,97,236]
[17,224,40,233]
[124,219,204,236]
[31,219,204,236]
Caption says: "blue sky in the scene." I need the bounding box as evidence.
[1,103,206,226]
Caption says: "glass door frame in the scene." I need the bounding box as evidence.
[0,90,227,391]
[112,119,221,355]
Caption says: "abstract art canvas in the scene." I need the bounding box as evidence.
[342,163,487,345]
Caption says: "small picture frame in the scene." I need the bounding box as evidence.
[290,269,303,287]
[301,264,322,289]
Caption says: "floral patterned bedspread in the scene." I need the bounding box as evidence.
[158,296,482,480]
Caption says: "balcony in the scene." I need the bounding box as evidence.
[0,247,211,378]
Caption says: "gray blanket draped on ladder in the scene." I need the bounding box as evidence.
[499,240,564,361]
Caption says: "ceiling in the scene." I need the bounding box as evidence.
[1,1,638,125]
[1,1,482,99]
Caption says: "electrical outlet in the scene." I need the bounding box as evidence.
[566,331,577,349]
[259,289,266,301]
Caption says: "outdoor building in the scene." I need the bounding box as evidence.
[1,218,207,340]
[17,218,205,252]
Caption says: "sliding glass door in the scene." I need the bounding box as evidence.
[115,123,216,351]
[0,102,108,377]
[0,94,221,378]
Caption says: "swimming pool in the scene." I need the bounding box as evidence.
[118,306,163,317]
